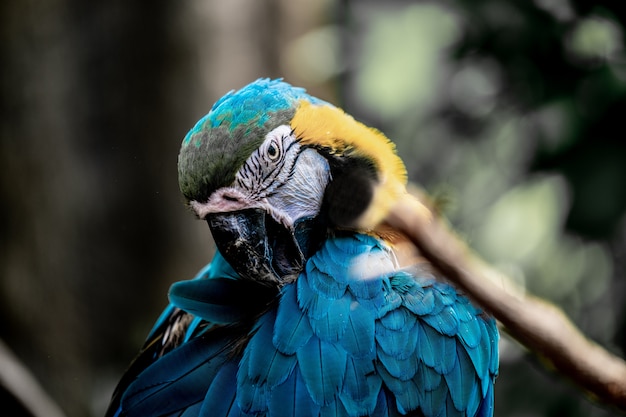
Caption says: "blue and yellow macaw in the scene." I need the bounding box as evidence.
[106,79,498,417]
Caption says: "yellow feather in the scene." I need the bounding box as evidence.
[291,100,408,230]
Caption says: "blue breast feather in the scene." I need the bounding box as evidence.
[118,233,498,417]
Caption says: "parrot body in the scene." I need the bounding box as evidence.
[107,79,498,417]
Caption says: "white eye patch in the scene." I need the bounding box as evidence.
[234,125,297,197]
[231,124,331,227]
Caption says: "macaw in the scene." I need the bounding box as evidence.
[106,79,498,417]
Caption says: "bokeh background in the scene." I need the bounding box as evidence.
[2,0,626,416]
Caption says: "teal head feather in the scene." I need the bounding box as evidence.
[178,78,328,203]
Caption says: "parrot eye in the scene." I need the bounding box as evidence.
[267,142,279,160]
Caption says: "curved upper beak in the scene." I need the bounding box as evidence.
[206,208,305,286]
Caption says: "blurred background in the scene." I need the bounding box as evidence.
[1,0,625,415]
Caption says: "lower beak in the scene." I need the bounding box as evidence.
[206,208,305,285]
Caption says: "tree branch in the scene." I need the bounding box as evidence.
[386,194,626,410]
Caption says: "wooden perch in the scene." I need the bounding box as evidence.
[386,194,626,410]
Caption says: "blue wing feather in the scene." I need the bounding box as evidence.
[415,361,443,392]
[120,329,236,417]
[179,402,203,417]
[394,378,421,415]
[375,310,418,359]
[341,356,382,411]
[419,375,448,417]
[298,271,335,319]
[308,296,351,342]
[199,361,239,417]
[236,377,268,415]
[443,344,478,413]
[422,305,460,336]
[307,261,348,299]
[376,357,407,395]
[320,399,351,417]
[403,287,435,315]
[378,279,404,317]
[238,310,298,414]
[485,319,500,376]
[269,367,321,417]
[296,337,347,406]
[456,305,482,349]
[464,323,491,396]
[241,310,297,389]
[339,304,376,358]
[474,380,494,417]
[348,277,387,303]
[273,284,313,354]
[379,306,418,331]
[169,277,274,324]
[375,322,409,358]
[377,345,419,380]
[417,324,442,370]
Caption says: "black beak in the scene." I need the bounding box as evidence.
[206,208,306,286]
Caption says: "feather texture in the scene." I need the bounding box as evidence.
[120,328,238,416]
[109,234,497,417]
[239,233,497,417]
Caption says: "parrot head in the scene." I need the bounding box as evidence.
[178,78,407,285]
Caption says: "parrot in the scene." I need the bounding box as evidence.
[106,78,499,417]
